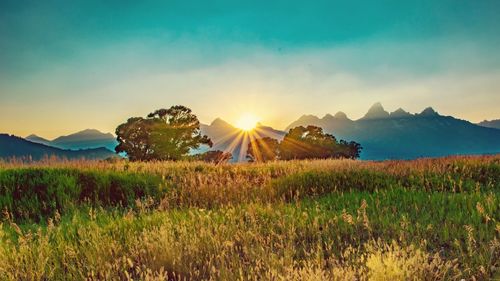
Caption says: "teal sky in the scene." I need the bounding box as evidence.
[1,0,500,138]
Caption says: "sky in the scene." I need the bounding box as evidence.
[1,0,500,139]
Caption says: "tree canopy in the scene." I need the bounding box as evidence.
[247,137,280,162]
[115,105,212,161]
[247,125,362,162]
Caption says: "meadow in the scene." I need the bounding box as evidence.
[0,156,499,280]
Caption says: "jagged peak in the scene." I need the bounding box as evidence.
[390,108,411,118]
[363,102,390,119]
[419,107,439,117]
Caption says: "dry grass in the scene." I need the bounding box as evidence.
[0,155,499,280]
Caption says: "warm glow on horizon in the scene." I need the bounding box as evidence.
[235,113,260,131]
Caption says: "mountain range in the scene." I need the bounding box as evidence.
[26,129,118,151]
[284,103,500,160]
[0,134,116,161]
[198,104,499,161]
[1,104,499,162]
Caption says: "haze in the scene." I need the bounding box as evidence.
[1,1,500,139]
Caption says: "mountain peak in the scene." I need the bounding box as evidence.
[333,111,349,119]
[50,129,116,151]
[300,114,320,119]
[210,118,234,128]
[285,114,321,131]
[390,108,412,118]
[59,129,113,139]
[79,129,101,134]
[25,134,51,145]
[26,134,42,139]
[296,114,321,123]
[362,102,390,119]
[419,107,439,117]
[1,134,116,161]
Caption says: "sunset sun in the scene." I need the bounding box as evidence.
[235,113,259,131]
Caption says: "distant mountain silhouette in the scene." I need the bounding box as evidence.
[1,134,116,161]
[478,119,500,129]
[26,129,118,151]
[286,112,355,135]
[25,134,51,146]
[16,111,500,162]
[200,119,286,162]
[286,103,500,160]
[390,108,412,118]
[362,102,390,119]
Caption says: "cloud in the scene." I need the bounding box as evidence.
[1,36,499,138]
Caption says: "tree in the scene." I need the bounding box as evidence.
[115,105,212,161]
[338,140,362,159]
[279,126,362,160]
[280,126,336,160]
[247,137,280,162]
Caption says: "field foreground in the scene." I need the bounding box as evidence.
[0,156,499,280]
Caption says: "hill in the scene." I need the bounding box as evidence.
[0,134,117,161]
[26,129,118,151]
[285,103,500,160]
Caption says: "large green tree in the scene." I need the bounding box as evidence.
[115,105,212,161]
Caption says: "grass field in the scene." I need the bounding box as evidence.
[0,156,499,280]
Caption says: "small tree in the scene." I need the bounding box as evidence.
[247,137,280,162]
[115,105,212,161]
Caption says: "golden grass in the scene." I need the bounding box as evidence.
[0,155,498,280]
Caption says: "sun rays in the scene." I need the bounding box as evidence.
[207,114,285,162]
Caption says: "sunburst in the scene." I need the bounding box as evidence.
[235,113,259,131]
[211,113,282,162]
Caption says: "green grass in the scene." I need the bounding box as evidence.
[1,189,498,280]
[0,168,164,222]
[0,156,499,280]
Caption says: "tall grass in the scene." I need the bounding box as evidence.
[1,189,498,280]
[0,169,163,221]
[2,156,498,214]
[0,155,499,280]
